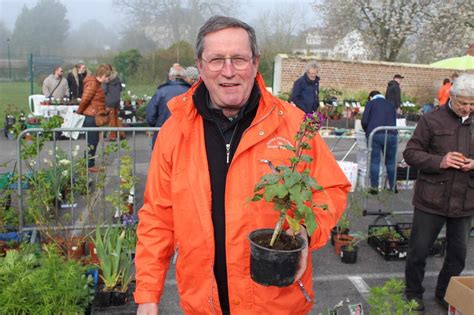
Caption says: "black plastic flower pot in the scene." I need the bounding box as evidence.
[94,291,111,307]
[340,245,358,264]
[248,229,306,287]
[110,290,128,306]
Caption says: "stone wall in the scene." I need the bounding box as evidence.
[272,54,472,104]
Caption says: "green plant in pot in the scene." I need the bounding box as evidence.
[249,112,327,287]
[340,231,365,264]
[330,212,350,246]
[93,225,132,307]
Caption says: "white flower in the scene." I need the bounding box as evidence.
[62,170,69,177]
[48,150,53,156]
[58,159,71,166]
[29,160,36,167]
[74,145,80,151]
[72,151,78,158]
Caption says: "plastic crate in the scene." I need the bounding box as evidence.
[367,224,408,261]
[396,223,446,257]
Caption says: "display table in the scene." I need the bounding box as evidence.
[39,105,79,119]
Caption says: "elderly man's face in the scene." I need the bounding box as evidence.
[450,94,474,117]
[197,27,259,114]
[307,68,318,81]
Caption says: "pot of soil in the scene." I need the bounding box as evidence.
[248,229,306,287]
[110,290,128,306]
[334,234,354,256]
[94,290,111,307]
[330,227,350,246]
[340,245,358,264]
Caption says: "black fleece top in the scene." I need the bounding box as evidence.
[193,81,260,314]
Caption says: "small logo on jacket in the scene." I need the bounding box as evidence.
[267,136,292,149]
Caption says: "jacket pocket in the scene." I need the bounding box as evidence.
[431,129,456,154]
[463,178,474,212]
[416,174,449,210]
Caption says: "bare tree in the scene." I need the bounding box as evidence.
[312,0,473,62]
[113,0,239,48]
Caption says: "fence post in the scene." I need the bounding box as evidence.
[29,53,34,95]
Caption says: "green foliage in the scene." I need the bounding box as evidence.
[251,113,326,246]
[93,225,133,292]
[114,49,143,80]
[368,279,419,315]
[10,0,69,55]
[336,213,351,233]
[320,87,343,101]
[0,244,93,314]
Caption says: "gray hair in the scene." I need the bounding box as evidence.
[195,16,259,60]
[305,61,320,73]
[169,66,186,80]
[450,73,474,97]
[184,66,199,80]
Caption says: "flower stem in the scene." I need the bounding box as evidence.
[270,214,285,247]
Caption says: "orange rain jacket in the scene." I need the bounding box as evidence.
[437,82,451,106]
[134,73,351,314]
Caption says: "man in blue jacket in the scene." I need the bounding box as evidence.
[362,90,397,194]
[289,61,320,113]
[146,65,190,149]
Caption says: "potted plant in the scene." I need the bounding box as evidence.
[248,112,327,287]
[93,225,132,307]
[330,212,350,246]
[340,231,365,264]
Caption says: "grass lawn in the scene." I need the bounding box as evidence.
[0,81,156,129]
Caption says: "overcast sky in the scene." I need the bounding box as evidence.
[0,0,313,33]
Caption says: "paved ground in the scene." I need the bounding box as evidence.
[2,127,473,314]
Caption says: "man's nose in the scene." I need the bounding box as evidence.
[220,59,235,77]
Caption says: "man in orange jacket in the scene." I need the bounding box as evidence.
[134,16,351,315]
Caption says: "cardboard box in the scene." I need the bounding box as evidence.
[445,276,474,315]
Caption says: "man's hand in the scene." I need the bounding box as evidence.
[137,303,159,315]
[460,158,474,172]
[286,225,309,282]
[440,152,467,169]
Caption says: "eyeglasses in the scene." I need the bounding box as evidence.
[201,56,252,71]
[452,96,474,107]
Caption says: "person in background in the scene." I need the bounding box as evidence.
[102,64,125,141]
[134,15,350,315]
[42,66,69,100]
[67,62,90,100]
[76,64,111,173]
[361,90,397,194]
[184,66,200,86]
[289,61,321,113]
[436,78,451,106]
[145,65,190,149]
[385,74,404,110]
[403,73,474,312]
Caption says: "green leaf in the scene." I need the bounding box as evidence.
[264,184,278,201]
[250,194,263,202]
[262,174,280,185]
[276,185,288,198]
[284,171,301,188]
[286,215,301,233]
[300,154,313,163]
[281,144,296,152]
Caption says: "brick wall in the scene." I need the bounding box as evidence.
[272,54,473,104]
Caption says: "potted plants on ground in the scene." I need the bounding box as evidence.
[93,225,133,307]
[248,112,327,287]
[330,212,350,245]
[340,231,365,264]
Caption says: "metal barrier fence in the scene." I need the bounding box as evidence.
[363,126,417,221]
[14,126,160,234]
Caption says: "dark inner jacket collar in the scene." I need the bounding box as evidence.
[193,80,261,133]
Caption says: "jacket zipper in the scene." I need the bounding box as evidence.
[215,121,240,165]
[172,244,179,264]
